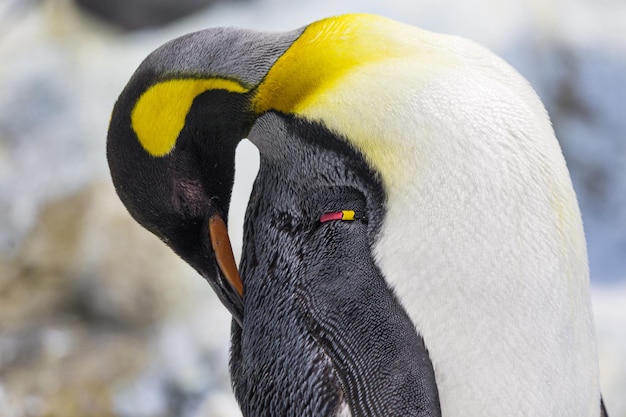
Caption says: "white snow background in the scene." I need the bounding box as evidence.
[0,0,624,415]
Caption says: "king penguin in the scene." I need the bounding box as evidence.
[106,13,607,417]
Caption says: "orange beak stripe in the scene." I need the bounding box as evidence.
[208,214,244,297]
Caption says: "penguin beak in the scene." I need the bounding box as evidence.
[208,213,245,327]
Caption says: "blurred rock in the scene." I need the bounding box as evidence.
[0,180,234,417]
[74,0,231,31]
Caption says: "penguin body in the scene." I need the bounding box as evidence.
[107,14,604,417]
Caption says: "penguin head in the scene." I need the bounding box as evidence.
[107,27,304,323]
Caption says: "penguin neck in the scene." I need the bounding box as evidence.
[233,113,441,416]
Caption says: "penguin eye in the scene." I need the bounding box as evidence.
[172,177,209,219]
[177,193,192,217]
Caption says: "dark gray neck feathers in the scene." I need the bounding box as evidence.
[230,113,441,417]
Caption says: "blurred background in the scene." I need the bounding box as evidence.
[0,0,624,416]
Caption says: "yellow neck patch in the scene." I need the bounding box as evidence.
[252,14,437,187]
[131,78,248,157]
[252,14,412,114]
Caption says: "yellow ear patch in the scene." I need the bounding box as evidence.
[131,78,249,157]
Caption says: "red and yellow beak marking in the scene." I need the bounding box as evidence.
[320,210,356,223]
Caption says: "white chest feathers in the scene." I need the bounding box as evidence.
[377,40,598,417]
